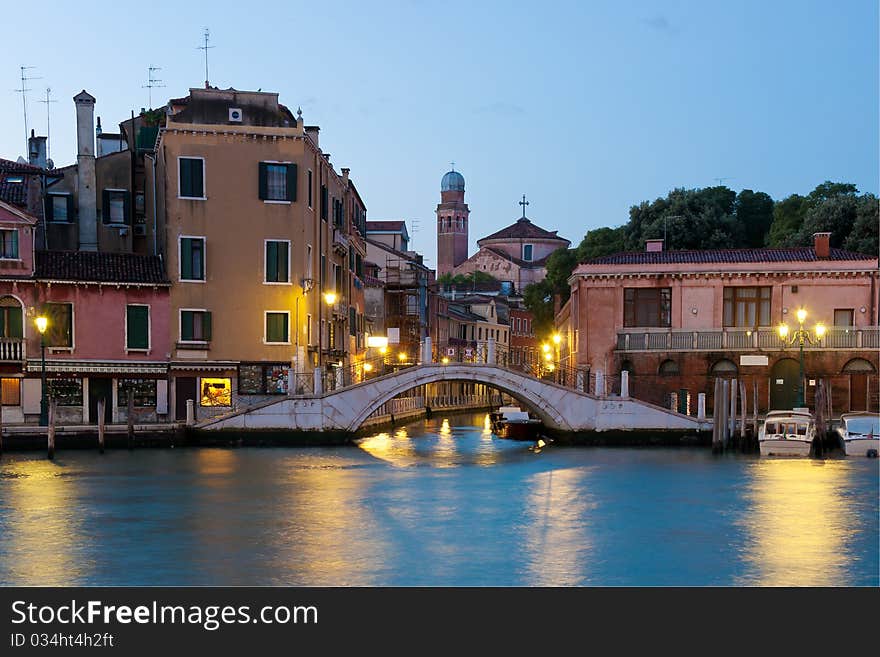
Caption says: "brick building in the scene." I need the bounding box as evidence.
[559,234,879,414]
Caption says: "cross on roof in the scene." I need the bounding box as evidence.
[519,194,529,218]
[450,161,455,171]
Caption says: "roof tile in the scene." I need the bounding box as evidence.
[35,251,170,284]
[583,247,876,266]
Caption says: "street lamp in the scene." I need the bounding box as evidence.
[777,308,826,408]
[35,315,48,426]
[320,291,337,371]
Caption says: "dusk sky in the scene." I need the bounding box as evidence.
[3,0,877,268]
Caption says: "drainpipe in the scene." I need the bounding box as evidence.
[144,153,158,256]
[871,271,877,327]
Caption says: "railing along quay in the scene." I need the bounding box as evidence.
[617,326,880,352]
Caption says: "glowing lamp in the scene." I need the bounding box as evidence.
[544,353,553,362]
[363,363,373,373]
[35,316,48,334]
[441,357,449,365]
[542,343,551,354]
[323,291,337,305]
[777,324,789,339]
[398,352,407,362]
[552,333,561,345]
[796,308,807,324]
[815,323,826,339]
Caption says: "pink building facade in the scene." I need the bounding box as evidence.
[560,233,879,414]
[0,201,171,424]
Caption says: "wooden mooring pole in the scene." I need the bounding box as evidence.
[739,379,747,448]
[728,378,737,447]
[0,401,4,458]
[712,378,723,453]
[127,397,134,450]
[47,399,56,460]
[98,398,106,454]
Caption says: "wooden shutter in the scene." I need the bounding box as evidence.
[258,162,268,200]
[287,164,297,202]
[278,242,289,282]
[180,239,193,279]
[180,159,192,197]
[102,189,111,224]
[126,305,149,349]
[67,195,75,222]
[7,306,23,338]
[266,241,278,282]
[321,186,328,220]
[202,312,212,341]
[181,311,194,341]
[192,160,204,197]
[123,191,132,225]
[45,195,54,222]
[10,230,18,259]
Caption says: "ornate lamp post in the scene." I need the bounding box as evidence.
[777,308,826,408]
[321,291,337,370]
[34,315,48,426]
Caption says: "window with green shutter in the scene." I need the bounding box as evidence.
[258,163,297,202]
[179,157,205,198]
[265,240,289,283]
[265,312,289,343]
[0,298,22,338]
[180,237,205,281]
[126,305,149,350]
[181,310,212,342]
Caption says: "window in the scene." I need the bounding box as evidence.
[0,297,22,338]
[200,377,231,407]
[178,157,205,199]
[711,359,738,375]
[238,364,289,395]
[306,245,313,279]
[43,302,73,348]
[320,185,328,220]
[117,378,157,407]
[47,378,83,406]
[265,312,290,344]
[659,360,680,376]
[47,194,72,222]
[102,189,129,224]
[723,287,771,327]
[1,378,20,406]
[522,244,534,261]
[834,309,854,326]
[624,288,671,328]
[334,264,342,293]
[180,237,205,281]
[0,230,18,259]
[126,305,149,350]
[308,170,313,208]
[258,162,297,202]
[181,310,212,342]
[265,240,290,283]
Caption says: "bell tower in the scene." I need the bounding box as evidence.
[436,165,469,277]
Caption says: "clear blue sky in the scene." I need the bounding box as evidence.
[3,0,877,267]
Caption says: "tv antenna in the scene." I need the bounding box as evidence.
[36,87,57,162]
[14,66,41,156]
[143,66,165,109]
[197,28,215,88]
[713,177,734,186]
[410,218,420,249]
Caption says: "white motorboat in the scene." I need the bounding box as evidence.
[758,409,815,457]
[835,412,879,457]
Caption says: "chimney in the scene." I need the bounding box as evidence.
[813,232,831,259]
[341,167,350,184]
[646,239,664,253]
[74,90,98,251]
[305,125,320,147]
[28,130,47,169]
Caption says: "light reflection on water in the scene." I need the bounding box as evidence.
[0,413,877,586]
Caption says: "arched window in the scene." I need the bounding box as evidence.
[842,358,876,373]
[0,296,23,338]
[659,359,679,376]
[710,359,738,375]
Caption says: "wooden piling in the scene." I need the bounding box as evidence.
[47,399,56,460]
[720,379,730,449]
[814,379,826,458]
[0,400,4,457]
[752,380,759,438]
[98,398,106,454]
[728,378,737,445]
[127,396,134,450]
[739,379,747,446]
[712,378,723,453]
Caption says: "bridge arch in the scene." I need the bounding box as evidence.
[333,364,575,432]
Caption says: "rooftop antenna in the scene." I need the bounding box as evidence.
[410,218,420,249]
[36,87,57,162]
[713,177,734,186]
[197,28,214,88]
[519,194,529,219]
[143,66,165,109]
[14,66,41,156]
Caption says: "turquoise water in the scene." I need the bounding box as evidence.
[1,412,877,586]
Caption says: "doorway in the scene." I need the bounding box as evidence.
[175,377,197,421]
[843,358,875,411]
[769,358,800,410]
[88,377,113,424]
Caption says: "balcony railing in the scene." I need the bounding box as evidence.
[0,338,25,361]
[617,326,880,352]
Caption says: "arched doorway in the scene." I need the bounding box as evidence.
[842,358,875,412]
[770,358,800,410]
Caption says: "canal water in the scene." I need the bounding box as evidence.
[0,412,877,586]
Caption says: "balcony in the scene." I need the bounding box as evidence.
[0,338,25,361]
[332,229,349,256]
[616,326,880,352]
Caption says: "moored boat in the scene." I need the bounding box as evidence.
[758,409,815,457]
[835,412,879,457]
[490,406,543,441]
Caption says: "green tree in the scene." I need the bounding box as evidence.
[767,181,859,246]
[767,194,809,246]
[843,194,879,255]
[576,226,626,261]
[437,270,497,287]
[734,189,774,247]
[522,279,555,337]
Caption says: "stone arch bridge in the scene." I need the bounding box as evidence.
[197,362,708,434]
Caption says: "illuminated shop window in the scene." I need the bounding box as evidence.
[200,378,231,407]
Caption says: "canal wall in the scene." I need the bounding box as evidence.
[359,393,503,431]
